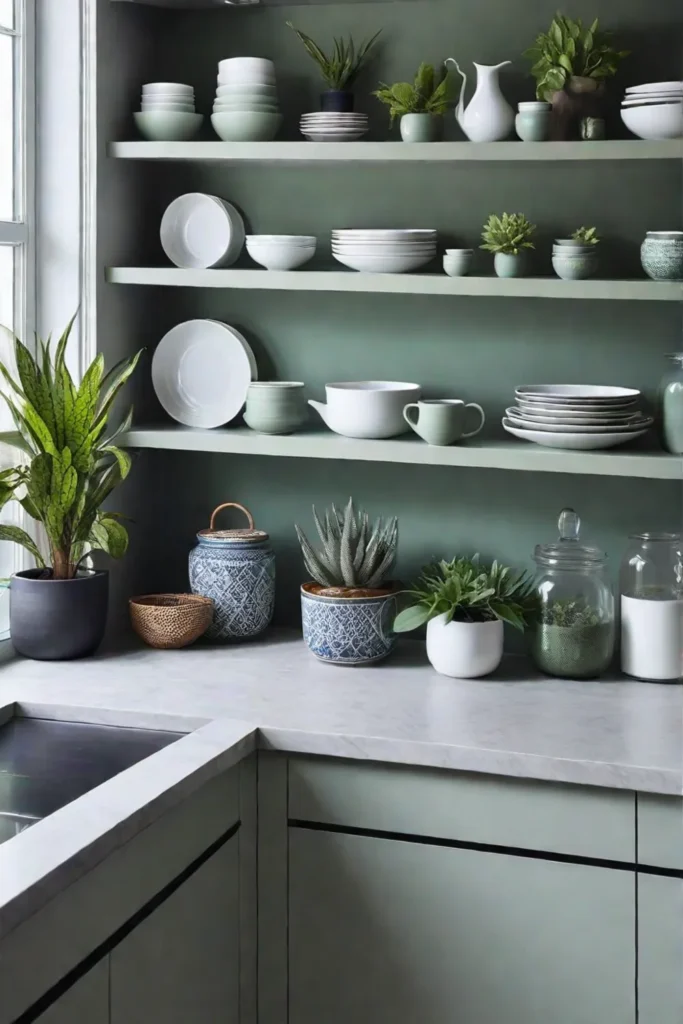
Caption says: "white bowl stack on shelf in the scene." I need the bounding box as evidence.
[246,235,317,270]
[503,385,653,451]
[212,58,282,141]
[331,229,437,274]
[299,112,369,142]
[160,193,245,268]
[135,82,203,141]
[620,81,683,140]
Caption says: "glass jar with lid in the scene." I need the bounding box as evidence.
[659,353,683,454]
[620,533,683,681]
[530,508,615,679]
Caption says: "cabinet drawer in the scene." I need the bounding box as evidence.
[638,794,683,870]
[288,756,635,862]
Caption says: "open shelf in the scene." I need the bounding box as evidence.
[107,267,682,301]
[110,140,683,163]
[120,427,683,481]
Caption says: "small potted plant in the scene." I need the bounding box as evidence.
[524,13,629,140]
[553,225,600,280]
[374,63,454,142]
[287,23,381,113]
[0,316,141,660]
[481,212,536,278]
[394,555,537,678]
[296,498,399,665]
[530,599,615,679]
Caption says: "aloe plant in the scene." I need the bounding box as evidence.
[287,23,381,91]
[374,63,454,124]
[481,212,536,255]
[572,225,600,245]
[0,316,142,579]
[295,498,398,589]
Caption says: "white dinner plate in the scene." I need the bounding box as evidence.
[333,230,436,240]
[332,252,434,273]
[625,81,683,94]
[507,405,644,425]
[505,411,653,434]
[160,193,244,269]
[152,320,256,429]
[502,419,649,450]
[515,384,641,402]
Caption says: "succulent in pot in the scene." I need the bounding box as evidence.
[480,212,536,278]
[394,555,537,678]
[553,225,600,279]
[287,22,381,113]
[374,62,455,141]
[0,316,142,660]
[296,497,399,665]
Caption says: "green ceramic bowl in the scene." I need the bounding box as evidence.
[211,111,283,142]
[134,111,203,141]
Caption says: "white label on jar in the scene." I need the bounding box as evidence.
[621,595,683,680]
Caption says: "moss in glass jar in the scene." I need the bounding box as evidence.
[530,600,615,679]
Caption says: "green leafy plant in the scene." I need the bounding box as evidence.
[572,225,599,245]
[374,63,454,124]
[394,555,538,633]
[524,12,629,101]
[295,498,398,590]
[0,316,142,579]
[287,23,381,91]
[540,599,600,627]
[481,213,536,255]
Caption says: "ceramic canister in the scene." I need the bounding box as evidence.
[189,502,275,641]
[243,381,307,435]
[640,232,683,281]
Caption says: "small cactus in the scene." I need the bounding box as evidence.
[296,498,398,590]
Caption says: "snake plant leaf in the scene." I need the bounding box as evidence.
[98,405,133,449]
[100,445,132,480]
[89,514,128,560]
[0,526,45,568]
[14,340,59,444]
[95,349,143,423]
[53,313,78,372]
[0,430,35,457]
[27,453,51,512]
[19,400,59,457]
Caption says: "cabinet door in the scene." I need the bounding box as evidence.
[289,828,635,1024]
[36,960,109,1024]
[110,836,240,1024]
[638,875,683,1024]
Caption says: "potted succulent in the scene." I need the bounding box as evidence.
[0,317,141,660]
[481,212,536,278]
[530,599,615,679]
[524,13,629,140]
[296,498,399,665]
[553,225,600,279]
[374,63,454,142]
[287,23,381,113]
[393,555,537,678]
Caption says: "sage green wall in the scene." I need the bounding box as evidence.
[101,0,683,636]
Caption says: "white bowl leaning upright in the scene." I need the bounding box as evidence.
[160,194,245,269]
[308,381,422,439]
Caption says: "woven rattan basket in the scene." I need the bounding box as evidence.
[129,594,214,649]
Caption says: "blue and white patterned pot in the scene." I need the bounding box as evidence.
[641,233,683,282]
[189,502,275,641]
[301,582,398,666]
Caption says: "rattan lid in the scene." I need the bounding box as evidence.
[198,503,269,543]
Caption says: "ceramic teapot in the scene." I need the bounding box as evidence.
[445,58,514,142]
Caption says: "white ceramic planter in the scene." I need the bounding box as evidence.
[426,614,503,678]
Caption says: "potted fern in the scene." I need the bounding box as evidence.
[296,498,399,665]
[0,317,141,660]
[394,555,537,678]
[374,63,454,141]
[287,23,381,113]
[481,212,536,278]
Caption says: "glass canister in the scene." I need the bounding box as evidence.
[189,502,275,641]
[530,508,615,679]
[658,353,683,454]
[620,533,683,681]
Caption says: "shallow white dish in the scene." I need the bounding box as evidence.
[505,410,653,434]
[246,238,316,270]
[142,82,194,96]
[152,320,256,429]
[516,384,640,401]
[332,251,434,273]
[160,193,244,270]
[333,229,436,240]
[134,111,203,142]
[508,405,644,424]
[625,81,683,95]
[308,381,422,439]
[621,102,683,140]
[247,234,316,246]
[218,57,274,74]
[502,418,649,450]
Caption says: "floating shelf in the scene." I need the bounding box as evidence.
[110,140,683,163]
[121,427,683,481]
[107,267,682,301]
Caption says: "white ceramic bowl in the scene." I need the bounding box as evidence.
[218,72,276,87]
[246,239,315,271]
[622,95,682,108]
[211,111,282,142]
[443,252,473,276]
[332,251,435,273]
[141,101,196,112]
[308,381,422,439]
[216,83,277,98]
[214,102,280,114]
[134,111,203,142]
[301,132,368,142]
[218,57,274,74]
[626,80,683,95]
[621,102,683,140]
[142,82,194,96]
[161,193,245,269]
[247,235,316,246]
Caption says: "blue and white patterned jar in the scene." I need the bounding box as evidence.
[301,583,397,666]
[189,503,275,641]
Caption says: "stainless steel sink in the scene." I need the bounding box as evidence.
[0,715,180,846]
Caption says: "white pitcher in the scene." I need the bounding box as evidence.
[445,58,514,142]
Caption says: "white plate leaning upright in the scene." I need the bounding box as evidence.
[160,193,245,269]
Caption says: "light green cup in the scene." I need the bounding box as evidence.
[244,382,307,435]
[403,399,485,446]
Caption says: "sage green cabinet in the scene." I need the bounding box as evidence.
[638,875,683,1024]
[289,827,635,1024]
[36,961,109,1024]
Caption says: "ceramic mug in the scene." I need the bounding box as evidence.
[403,399,485,446]
[244,382,307,435]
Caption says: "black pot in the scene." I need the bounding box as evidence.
[320,90,354,113]
[10,569,109,660]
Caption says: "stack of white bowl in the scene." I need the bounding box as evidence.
[331,230,437,274]
[299,112,369,142]
[246,235,317,271]
[503,385,653,451]
[135,83,203,141]
[212,58,282,142]
[621,81,683,140]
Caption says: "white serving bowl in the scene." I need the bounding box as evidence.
[142,82,194,96]
[211,111,282,142]
[218,72,276,87]
[134,111,203,142]
[308,381,422,439]
[625,80,683,95]
[218,57,274,75]
[161,193,245,269]
[621,102,683,140]
[332,251,434,273]
[246,239,315,271]
[216,83,277,98]
[141,101,196,113]
[247,235,316,246]
[214,102,280,114]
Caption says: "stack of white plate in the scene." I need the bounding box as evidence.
[212,58,282,141]
[135,83,203,141]
[621,81,683,140]
[300,112,369,142]
[160,193,245,269]
[331,229,437,274]
[503,385,653,451]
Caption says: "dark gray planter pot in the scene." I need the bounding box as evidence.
[10,569,109,660]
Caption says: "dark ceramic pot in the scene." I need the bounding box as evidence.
[320,90,354,113]
[549,77,606,140]
[10,568,109,660]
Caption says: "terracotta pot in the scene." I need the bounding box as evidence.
[549,77,606,141]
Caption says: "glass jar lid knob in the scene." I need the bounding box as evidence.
[558,508,581,545]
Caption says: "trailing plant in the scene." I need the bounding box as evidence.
[481,213,536,256]
[524,12,629,101]
[0,316,142,579]
[287,23,381,91]
[572,225,599,245]
[394,555,538,633]
[295,498,398,590]
[374,63,453,124]
[540,599,601,627]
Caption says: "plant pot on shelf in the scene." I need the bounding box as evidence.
[426,614,503,678]
[321,90,354,113]
[301,581,398,666]
[10,568,109,661]
[494,252,527,278]
[549,76,606,141]
[400,113,441,142]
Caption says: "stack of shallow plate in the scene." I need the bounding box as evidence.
[300,112,368,142]
[503,385,653,451]
[331,229,437,274]
[621,81,683,140]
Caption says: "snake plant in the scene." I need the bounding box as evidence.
[0,315,142,579]
[296,498,398,589]
[287,23,381,91]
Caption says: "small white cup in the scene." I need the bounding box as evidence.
[443,250,473,277]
